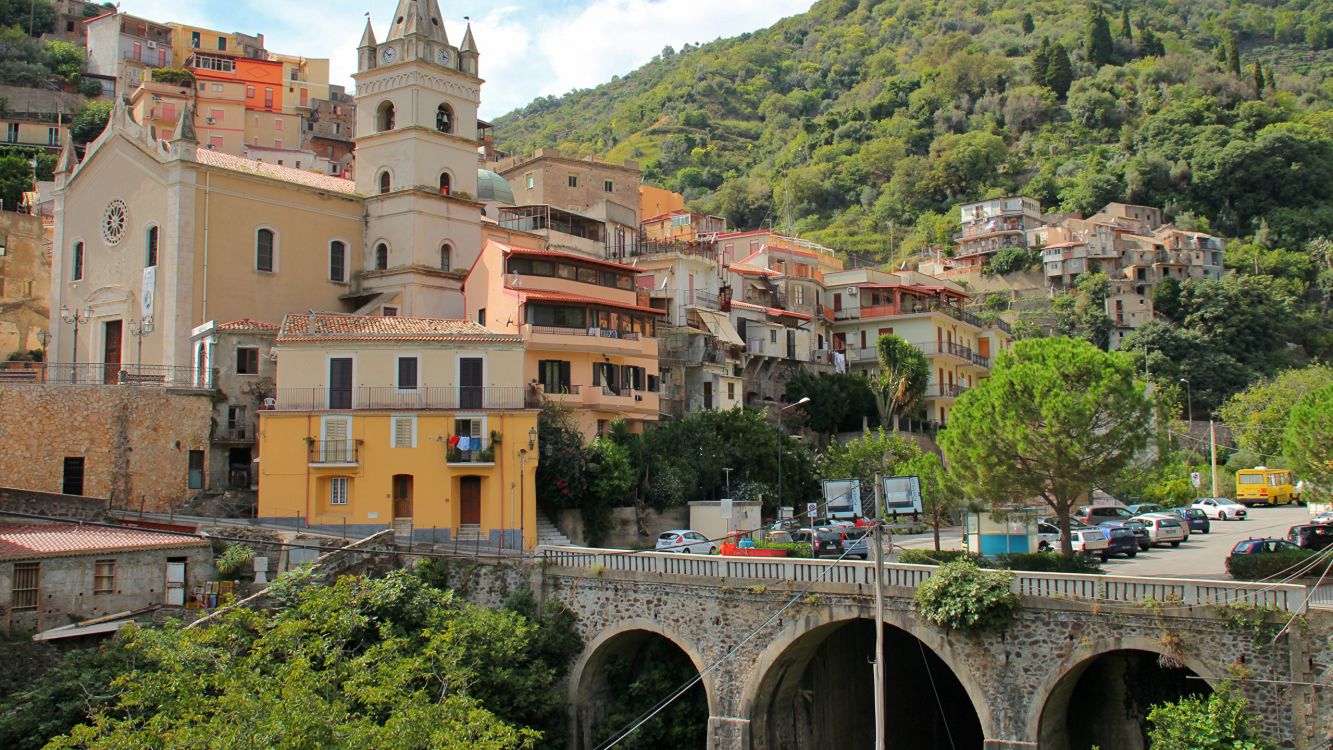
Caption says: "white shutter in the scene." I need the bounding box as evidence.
[322,417,351,462]
[392,416,416,448]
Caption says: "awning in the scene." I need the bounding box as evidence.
[694,309,745,347]
[33,618,136,641]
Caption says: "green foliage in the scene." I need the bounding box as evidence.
[782,370,877,434]
[753,540,812,557]
[1146,683,1275,750]
[1219,366,1333,460]
[589,639,706,749]
[37,40,82,84]
[897,548,980,565]
[151,67,196,88]
[1085,8,1116,68]
[993,552,1104,573]
[215,541,255,581]
[873,334,929,428]
[902,452,963,551]
[0,641,135,750]
[1052,272,1113,349]
[535,400,589,509]
[1284,383,1333,490]
[1216,602,1288,645]
[0,2,54,35]
[584,438,633,545]
[941,338,1152,554]
[983,246,1041,276]
[1225,549,1318,580]
[913,559,1018,632]
[819,427,921,512]
[70,100,112,144]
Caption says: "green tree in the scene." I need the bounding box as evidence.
[1139,26,1164,56]
[819,428,920,514]
[1120,4,1133,41]
[1052,272,1113,349]
[783,370,878,434]
[1045,42,1075,98]
[535,401,589,510]
[70,100,111,144]
[1021,12,1035,34]
[1225,31,1241,77]
[0,155,34,210]
[583,438,634,545]
[940,338,1153,554]
[1146,684,1275,750]
[1085,8,1115,67]
[1218,366,1333,461]
[0,0,54,36]
[37,40,83,84]
[1031,37,1051,89]
[872,334,929,429]
[902,452,962,551]
[1284,383,1333,492]
[1251,62,1264,99]
[0,641,135,750]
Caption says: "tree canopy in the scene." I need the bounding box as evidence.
[1284,383,1333,493]
[873,334,929,429]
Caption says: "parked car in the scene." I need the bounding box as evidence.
[1132,515,1186,547]
[1126,502,1165,516]
[1073,506,1134,525]
[1192,497,1248,521]
[1138,512,1191,540]
[1036,522,1061,552]
[1102,525,1140,559]
[790,528,846,559]
[1100,520,1152,552]
[1230,538,1302,556]
[831,525,870,560]
[1311,511,1333,525]
[1169,507,1211,534]
[1070,528,1111,559]
[1288,524,1333,552]
[655,530,716,554]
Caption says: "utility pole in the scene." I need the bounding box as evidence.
[872,472,886,750]
[1209,420,1219,498]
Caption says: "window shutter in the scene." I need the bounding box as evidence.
[393,416,414,448]
[561,361,571,388]
[323,418,348,442]
[592,365,601,386]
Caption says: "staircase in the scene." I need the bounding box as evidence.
[455,523,486,543]
[536,512,572,547]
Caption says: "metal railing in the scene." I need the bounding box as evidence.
[447,436,493,464]
[529,325,643,341]
[0,362,215,389]
[925,384,968,399]
[273,386,535,411]
[213,422,255,442]
[307,439,361,464]
[537,546,1310,612]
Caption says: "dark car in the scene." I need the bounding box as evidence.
[1288,524,1333,552]
[1230,538,1302,556]
[790,527,845,559]
[1101,525,1140,559]
[1073,505,1134,525]
[1100,520,1151,552]
[1170,507,1211,534]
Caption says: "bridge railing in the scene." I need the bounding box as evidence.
[537,546,1311,613]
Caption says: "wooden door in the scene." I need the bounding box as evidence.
[460,476,481,525]
[460,357,483,409]
[392,474,413,519]
[103,320,122,383]
[328,358,353,409]
[165,559,186,606]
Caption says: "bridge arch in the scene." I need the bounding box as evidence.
[1030,636,1218,750]
[740,606,993,749]
[568,618,717,749]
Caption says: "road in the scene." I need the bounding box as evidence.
[889,504,1316,580]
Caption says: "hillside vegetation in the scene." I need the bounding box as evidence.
[495,0,1333,260]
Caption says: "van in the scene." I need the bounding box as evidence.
[1236,468,1299,507]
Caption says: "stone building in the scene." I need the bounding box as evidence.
[192,318,279,491]
[495,148,642,259]
[0,211,51,360]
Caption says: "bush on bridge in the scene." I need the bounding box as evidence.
[1224,550,1319,581]
[993,552,1104,574]
[913,559,1018,632]
[897,549,980,565]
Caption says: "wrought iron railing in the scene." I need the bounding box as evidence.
[307,439,362,464]
[0,362,215,389]
[273,386,535,411]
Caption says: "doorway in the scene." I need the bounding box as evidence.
[228,448,252,489]
[165,558,186,606]
[103,320,122,383]
[392,474,413,519]
[460,476,481,525]
[328,358,353,409]
[460,357,483,409]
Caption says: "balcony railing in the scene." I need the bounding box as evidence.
[308,439,361,465]
[213,422,255,442]
[447,436,494,464]
[272,386,536,411]
[0,362,215,389]
[914,341,976,362]
[925,384,968,399]
[529,325,643,341]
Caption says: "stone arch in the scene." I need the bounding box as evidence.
[376,100,395,131]
[740,606,994,749]
[1030,636,1218,750]
[569,618,717,749]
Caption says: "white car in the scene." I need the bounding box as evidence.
[1191,497,1249,521]
[1132,515,1187,547]
[655,529,716,554]
[1070,528,1110,558]
[1036,522,1061,552]
[1137,512,1191,540]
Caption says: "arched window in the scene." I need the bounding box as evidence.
[440,242,452,272]
[71,241,84,281]
[329,240,346,282]
[379,171,391,194]
[436,103,453,134]
[439,172,451,195]
[377,101,395,131]
[375,243,388,270]
[145,226,158,268]
[256,228,275,272]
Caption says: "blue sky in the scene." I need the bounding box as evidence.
[122,0,811,118]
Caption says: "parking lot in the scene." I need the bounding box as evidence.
[892,504,1317,580]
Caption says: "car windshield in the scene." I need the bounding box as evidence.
[1159,519,1181,527]
[658,533,679,540]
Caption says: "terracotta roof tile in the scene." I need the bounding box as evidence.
[195,148,358,195]
[279,313,522,343]
[0,524,207,560]
[217,318,280,332]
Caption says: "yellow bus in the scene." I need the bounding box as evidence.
[1235,468,1300,507]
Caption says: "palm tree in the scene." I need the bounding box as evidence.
[873,334,929,430]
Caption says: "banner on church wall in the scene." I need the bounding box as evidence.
[141,266,156,327]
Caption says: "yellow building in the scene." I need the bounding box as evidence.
[466,240,662,438]
[258,313,539,548]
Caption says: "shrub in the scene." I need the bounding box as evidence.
[1147,683,1275,750]
[753,540,812,558]
[994,552,1104,574]
[897,549,981,565]
[1225,550,1318,581]
[913,559,1018,632]
[216,542,256,581]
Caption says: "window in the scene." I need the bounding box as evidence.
[525,172,534,190]
[274,118,283,131]
[603,179,614,193]
[375,243,388,270]
[290,67,298,81]
[397,356,418,390]
[71,241,84,281]
[191,31,201,47]
[227,405,247,435]
[377,101,395,131]
[378,171,391,194]
[236,347,259,374]
[212,84,223,93]
[47,127,59,146]
[329,476,349,505]
[525,304,585,329]
[794,285,804,305]
[440,243,451,272]
[727,382,735,400]
[255,228,275,272]
[538,359,572,392]
[439,172,451,195]
[246,85,255,98]
[208,135,223,150]
[436,103,453,133]
[11,563,38,611]
[382,306,398,317]
[273,139,282,149]
[94,559,116,594]
[567,174,578,188]
[62,456,84,495]
[392,415,417,448]
[6,123,17,142]
[329,240,346,282]
[217,37,226,51]
[145,226,158,267]
[477,308,486,326]
[263,88,273,108]
[770,329,778,344]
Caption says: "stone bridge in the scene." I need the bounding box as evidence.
[449,547,1333,750]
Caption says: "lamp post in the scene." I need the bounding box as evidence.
[1179,377,1192,426]
[518,426,537,552]
[35,329,50,362]
[59,304,91,383]
[128,317,153,375]
[777,396,811,512]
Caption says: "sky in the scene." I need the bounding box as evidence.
[120,0,812,119]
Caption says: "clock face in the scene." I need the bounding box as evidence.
[381,46,397,63]
[436,48,451,66]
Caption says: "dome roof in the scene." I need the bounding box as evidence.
[476,169,514,204]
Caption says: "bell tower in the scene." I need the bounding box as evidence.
[352,0,484,318]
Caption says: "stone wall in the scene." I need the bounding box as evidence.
[0,385,214,512]
[0,211,50,361]
[0,487,107,521]
[556,506,690,548]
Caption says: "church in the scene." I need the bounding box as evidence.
[50,0,493,374]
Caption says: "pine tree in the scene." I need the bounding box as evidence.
[1046,42,1075,98]
[1225,31,1241,77]
[1264,64,1277,90]
[1085,8,1115,67]
[1031,37,1052,88]
[1021,12,1035,34]
[1251,61,1264,98]
[1139,26,1163,57]
[1120,4,1133,41]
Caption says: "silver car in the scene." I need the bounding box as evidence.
[655,529,717,554]
[1132,515,1186,547]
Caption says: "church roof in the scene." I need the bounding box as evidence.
[386,0,448,44]
[278,313,520,343]
[194,149,357,196]
[477,169,514,204]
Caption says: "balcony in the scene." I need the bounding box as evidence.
[584,386,656,412]
[523,324,656,357]
[272,386,535,411]
[914,341,983,367]
[447,436,494,465]
[925,384,968,400]
[0,362,215,389]
[308,439,361,466]
[535,383,584,406]
[213,422,255,442]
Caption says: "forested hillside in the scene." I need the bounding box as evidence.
[494,0,1333,260]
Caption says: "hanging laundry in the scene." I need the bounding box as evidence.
[457,436,471,451]
[833,350,847,374]
[448,435,460,447]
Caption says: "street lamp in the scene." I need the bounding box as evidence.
[59,304,91,383]
[777,396,811,511]
[1179,378,1192,426]
[128,317,153,375]
[517,426,537,552]
[35,329,50,361]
